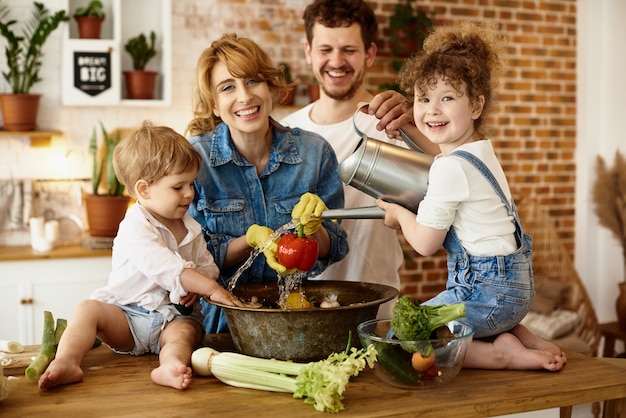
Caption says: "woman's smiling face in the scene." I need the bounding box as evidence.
[413,76,484,152]
[211,60,272,139]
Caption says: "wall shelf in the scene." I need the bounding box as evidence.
[62,0,171,106]
[0,130,63,147]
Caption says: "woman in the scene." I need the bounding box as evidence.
[186,33,348,333]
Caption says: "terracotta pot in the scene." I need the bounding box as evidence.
[123,70,158,100]
[0,94,41,131]
[616,282,626,332]
[75,16,103,39]
[83,194,130,237]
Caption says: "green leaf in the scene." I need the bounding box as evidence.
[0,1,68,93]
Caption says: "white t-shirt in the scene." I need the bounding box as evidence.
[282,104,404,317]
[91,203,220,323]
[417,140,518,256]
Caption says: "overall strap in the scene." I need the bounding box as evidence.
[449,150,526,247]
[450,150,513,213]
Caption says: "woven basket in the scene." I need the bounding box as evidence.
[517,198,601,356]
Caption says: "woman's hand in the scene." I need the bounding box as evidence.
[245,224,294,274]
[291,192,328,235]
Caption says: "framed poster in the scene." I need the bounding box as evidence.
[62,40,121,105]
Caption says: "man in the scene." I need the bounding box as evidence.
[281,0,438,317]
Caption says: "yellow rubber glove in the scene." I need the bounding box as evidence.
[245,224,292,274]
[291,192,328,236]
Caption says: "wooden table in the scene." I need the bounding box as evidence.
[601,321,626,357]
[3,337,626,417]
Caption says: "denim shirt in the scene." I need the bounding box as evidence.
[188,119,348,287]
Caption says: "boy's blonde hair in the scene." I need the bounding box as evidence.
[113,121,202,198]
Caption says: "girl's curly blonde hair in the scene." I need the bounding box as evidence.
[398,21,507,138]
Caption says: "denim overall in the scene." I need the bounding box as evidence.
[422,150,534,339]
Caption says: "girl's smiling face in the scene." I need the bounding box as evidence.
[211,60,272,140]
[413,76,485,154]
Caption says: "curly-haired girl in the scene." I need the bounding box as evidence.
[377,22,567,371]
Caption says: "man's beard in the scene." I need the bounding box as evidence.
[319,68,364,101]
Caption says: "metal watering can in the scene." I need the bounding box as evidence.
[320,104,433,220]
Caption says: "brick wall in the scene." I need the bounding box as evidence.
[180,0,577,301]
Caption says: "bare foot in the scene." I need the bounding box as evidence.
[38,358,84,390]
[151,362,193,390]
[511,324,567,361]
[494,332,565,371]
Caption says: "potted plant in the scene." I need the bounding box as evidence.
[388,0,433,58]
[277,62,296,106]
[123,31,158,100]
[83,121,130,237]
[73,0,105,39]
[592,150,626,330]
[379,0,434,93]
[0,1,69,131]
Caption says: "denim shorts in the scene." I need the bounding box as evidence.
[110,302,203,355]
[423,252,534,339]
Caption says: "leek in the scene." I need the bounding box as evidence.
[25,312,67,381]
[192,344,377,413]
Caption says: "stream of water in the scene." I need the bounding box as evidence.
[226,220,299,293]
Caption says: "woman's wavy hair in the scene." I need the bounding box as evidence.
[186,33,290,137]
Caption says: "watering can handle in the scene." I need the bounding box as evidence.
[319,206,385,220]
[353,103,425,153]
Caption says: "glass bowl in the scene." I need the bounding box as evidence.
[357,318,474,389]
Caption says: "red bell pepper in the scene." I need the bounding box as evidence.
[277,225,319,271]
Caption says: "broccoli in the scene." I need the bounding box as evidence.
[391,296,466,341]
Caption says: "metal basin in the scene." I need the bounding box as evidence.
[210,280,398,362]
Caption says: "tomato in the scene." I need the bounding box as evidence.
[277,227,319,271]
[285,292,313,309]
[411,351,436,372]
[421,364,440,379]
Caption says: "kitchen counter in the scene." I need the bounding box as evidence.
[3,335,626,417]
[0,244,110,262]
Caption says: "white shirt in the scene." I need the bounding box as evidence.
[91,203,220,323]
[282,104,404,317]
[417,140,517,256]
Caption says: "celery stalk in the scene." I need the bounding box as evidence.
[192,344,378,413]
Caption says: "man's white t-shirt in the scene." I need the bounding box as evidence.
[282,104,404,317]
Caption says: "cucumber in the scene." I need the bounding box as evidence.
[372,341,420,384]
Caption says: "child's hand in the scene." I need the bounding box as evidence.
[179,292,198,307]
[376,198,402,230]
[210,288,244,307]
